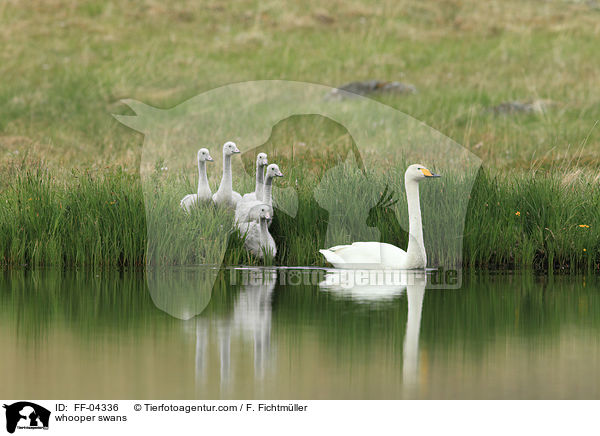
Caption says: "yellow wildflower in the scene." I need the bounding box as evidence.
[578,224,590,228]
[515,211,521,216]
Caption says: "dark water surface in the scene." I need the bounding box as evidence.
[1,269,599,399]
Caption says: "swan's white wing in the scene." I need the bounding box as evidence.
[235,198,260,224]
[237,222,267,258]
[329,242,386,266]
[320,242,407,269]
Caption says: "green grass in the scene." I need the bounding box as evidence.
[1,157,598,271]
[0,162,146,267]
[1,0,599,170]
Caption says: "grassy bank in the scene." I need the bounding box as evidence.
[1,0,600,170]
[1,0,599,271]
[1,160,598,271]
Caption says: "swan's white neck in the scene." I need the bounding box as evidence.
[197,160,210,196]
[218,151,233,195]
[405,177,427,268]
[255,163,265,202]
[263,175,273,207]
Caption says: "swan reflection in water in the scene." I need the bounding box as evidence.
[157,267,425,396]
[319,269,427,393]
[194,269,277,393]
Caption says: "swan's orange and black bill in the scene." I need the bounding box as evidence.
[420,168,441,177]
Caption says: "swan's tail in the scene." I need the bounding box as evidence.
[319,249,347,268]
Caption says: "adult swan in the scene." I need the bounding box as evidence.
[319,164,440,269]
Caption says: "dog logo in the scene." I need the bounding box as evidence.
[3,402,50,434]
[115,80,481,319]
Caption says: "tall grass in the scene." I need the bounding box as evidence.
[463,169,600,270]
[0,162,146,267]
[0,160,598,271]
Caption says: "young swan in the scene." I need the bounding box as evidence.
[212,141,242,208]
[237,204,277,258]
[242,153,269,202]
[319,164,441,269]
[180,148,213,212]
[235,163,283,224]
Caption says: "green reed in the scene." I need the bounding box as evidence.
[0,161,598,271]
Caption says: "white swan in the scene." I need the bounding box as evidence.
[180,148,213,212]
[235,163,283,224]
[212,141,242,208]
[237,204,277,258]
[242,153,269,202]
[319,164,440,269]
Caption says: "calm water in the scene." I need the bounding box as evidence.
[1,268,599,399]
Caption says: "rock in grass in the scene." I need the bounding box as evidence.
[489,99,556,115]
[326,80,417,100]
